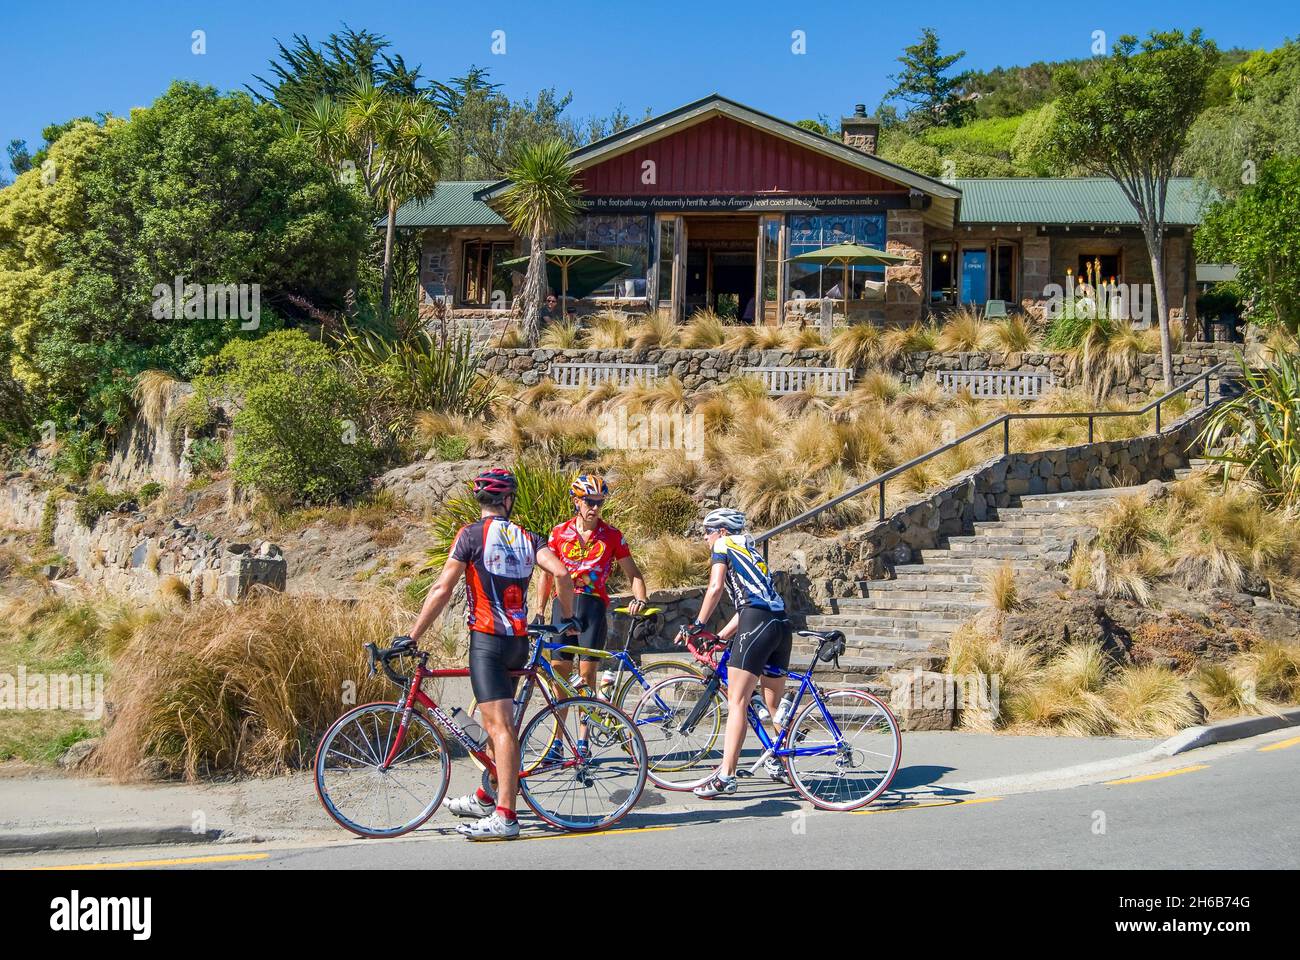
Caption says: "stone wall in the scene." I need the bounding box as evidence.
[104,381,194,490]
[768,403,1216,611]
[480,341,1240,398]
[0,476,284,602]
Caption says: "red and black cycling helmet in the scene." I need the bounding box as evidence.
[473,468,517,503]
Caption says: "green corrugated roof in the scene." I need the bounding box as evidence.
[393,181,505,228]
[955,177,1213,226]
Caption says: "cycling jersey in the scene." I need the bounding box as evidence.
[547,518,631,604]
[710,534,785,613]
[450,517,542,637]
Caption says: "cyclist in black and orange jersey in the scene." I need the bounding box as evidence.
[402,468,579,841]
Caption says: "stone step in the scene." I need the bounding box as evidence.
[859,578,987,596]
[971,521,1097,536]
[928,544,1037,559]
[804,617,957,639]
[890,561,1043,576]
[1017,485,1151,502]
[832,597,980,618]
[794,635,936,654]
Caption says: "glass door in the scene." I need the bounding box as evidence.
[960,250,988,306]
[758,216,782,325]
[654,214,684,321]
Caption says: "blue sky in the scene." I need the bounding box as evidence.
[1,0,1295,159]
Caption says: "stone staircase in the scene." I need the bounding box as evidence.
[797,485,1159,691]
[1173,456,1215,481]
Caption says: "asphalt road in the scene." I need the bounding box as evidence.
[10,727,1298,870]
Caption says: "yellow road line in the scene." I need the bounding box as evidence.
[524,824,679,842]
[854,796,1003,815]
[1259,735,1300,752]
[35,852,271,870]
[1105,764,1209,785]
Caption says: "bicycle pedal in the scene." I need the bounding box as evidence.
[735,768,755,778]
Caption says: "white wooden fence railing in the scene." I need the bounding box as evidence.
[740,366,854,396]
[549,362,660,389]
[935,369,1056,399]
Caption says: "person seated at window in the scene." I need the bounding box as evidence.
[541,292,561,322]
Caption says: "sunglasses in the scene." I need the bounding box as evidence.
[579,497,605,508]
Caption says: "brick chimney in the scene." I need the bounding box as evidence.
[841,104,879,155]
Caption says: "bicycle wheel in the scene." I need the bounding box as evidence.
[314,702,451,838]
[612,658,704,714]
[631,675,726,791]
[518,695,647,832]
[785,689,901,812]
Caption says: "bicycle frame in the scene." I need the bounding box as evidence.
[380,637,582,781]
[684,637,850,768]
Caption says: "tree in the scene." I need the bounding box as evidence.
[6,139,32,177]
[1197,157,1300,334]
[499,139,581,344]
[23,82,369,430]
[885,27,972,130]
[1050,30,1219,388]
[290,79,449,317]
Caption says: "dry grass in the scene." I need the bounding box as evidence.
[633,535,711,589]
[935,308,994,352]
[629,310,679,350]
[133,370,180,433]
[96,592,420,780]
[586,310,631,348]
[538,319,584,349]
[681,310,727,349]
[983,563,1023,613]
[830,324,880,370]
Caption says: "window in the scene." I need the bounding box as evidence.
[554,215,651,298]
[787,214,888,300]
[930,243,956,304]
[461,241,514,305]
[1076,253,1121,288]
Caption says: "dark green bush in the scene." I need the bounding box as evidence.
[192,330,376,504]
[74,486,120,529]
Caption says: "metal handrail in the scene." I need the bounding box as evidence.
[756,361,1237,561]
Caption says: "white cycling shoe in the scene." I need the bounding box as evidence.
[446,793,494,819]
[457,811,520,841]
[764,756,788,782]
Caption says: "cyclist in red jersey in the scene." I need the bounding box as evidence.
[403,468,578,840]
[538,475,649,722]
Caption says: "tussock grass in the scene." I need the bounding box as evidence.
[96,592,418,780]
[983,563,1023,613]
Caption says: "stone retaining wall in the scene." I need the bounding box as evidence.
[0,476,284,602]
[481,342,1239,398]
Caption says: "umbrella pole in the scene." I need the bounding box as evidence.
[561,261,569,321]
[842,261,849,324]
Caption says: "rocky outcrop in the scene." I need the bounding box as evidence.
[0,476,284,602]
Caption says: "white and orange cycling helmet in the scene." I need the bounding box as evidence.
[570,474,610,505]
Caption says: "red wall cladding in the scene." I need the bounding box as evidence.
[575,115,905,197]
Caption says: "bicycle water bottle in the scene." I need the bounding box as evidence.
[451,708,488,751]
[773,692,797,726]
[751,694,771,721]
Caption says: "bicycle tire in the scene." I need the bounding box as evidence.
[314,701,451,838]
[612,658,705,714]
[631,674,726,791]
[517,695,647,832]
[785,688,901,812]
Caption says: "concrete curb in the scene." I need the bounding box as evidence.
[943,708,1300,796]
[1155,707,1300,756]
[0,826,226,856]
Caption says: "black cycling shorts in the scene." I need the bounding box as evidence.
[730,607,792,677]
[551,593,609,662]
[469,631,529,704]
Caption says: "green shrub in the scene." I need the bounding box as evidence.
[338,325,496,418]
[185,437,227,477]
[137,482,164,505]
[52,429,105,481]
[432,434,470,462]
[192,330,376,504]
[168,393,218,438]
[74,485,119,529]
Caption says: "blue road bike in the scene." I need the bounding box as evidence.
[631,627,902,811]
